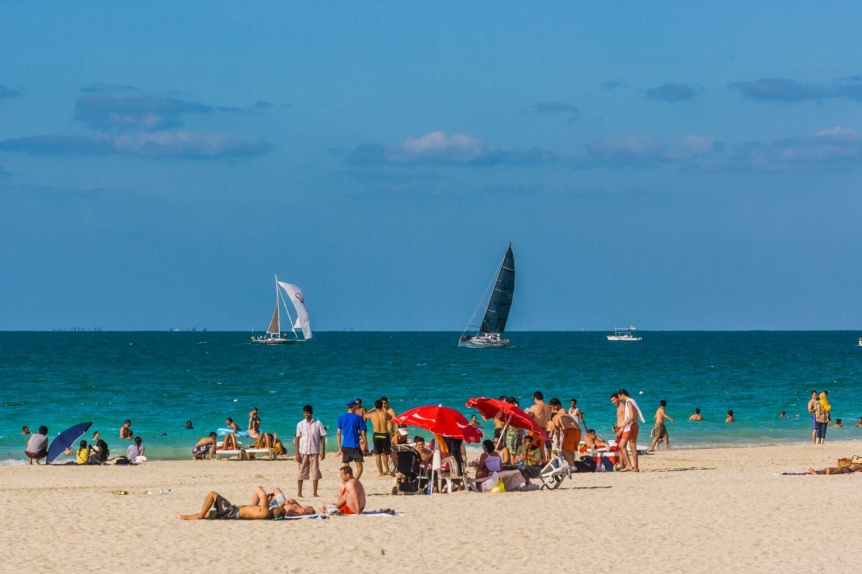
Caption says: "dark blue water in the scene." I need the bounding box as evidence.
[2,331,861,462]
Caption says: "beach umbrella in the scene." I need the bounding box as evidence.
[47,421,93,464]
[393,405,482,494]
[392,405,483,443]
[466,397,548,450]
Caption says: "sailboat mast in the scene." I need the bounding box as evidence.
[274,273,280,334]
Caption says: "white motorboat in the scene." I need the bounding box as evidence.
[607,326,642,341]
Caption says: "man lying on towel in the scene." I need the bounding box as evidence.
[320,466,366,515]
[177,486,286,520]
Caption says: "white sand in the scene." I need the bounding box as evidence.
[2,442,861,573]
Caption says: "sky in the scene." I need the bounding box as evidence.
[2,2,862,331]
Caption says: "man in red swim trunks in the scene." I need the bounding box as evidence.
[320,466,366,515]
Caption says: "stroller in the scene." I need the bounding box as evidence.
[391,444,430,495]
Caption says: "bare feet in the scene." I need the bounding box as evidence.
[808,467,816,475]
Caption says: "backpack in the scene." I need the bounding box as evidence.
[573,456,597,473]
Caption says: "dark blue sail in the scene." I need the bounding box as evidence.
[479,244,515,334]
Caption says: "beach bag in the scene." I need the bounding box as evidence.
[488,478,506,494]
[838,458,851,468]
[851,455,862,465]
[574,456,597,473]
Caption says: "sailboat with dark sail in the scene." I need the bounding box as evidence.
[458,244,515,348]
[251,275,313,344]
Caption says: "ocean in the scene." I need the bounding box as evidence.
[2,331,861,463]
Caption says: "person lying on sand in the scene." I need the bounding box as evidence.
[283,498,316,516]
[808,462,862,475]
[177,486,285,520]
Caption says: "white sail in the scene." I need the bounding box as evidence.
[278,282,312,340]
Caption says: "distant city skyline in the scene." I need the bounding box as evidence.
[2,3,861,331]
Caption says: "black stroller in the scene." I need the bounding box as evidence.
[391,444,429,495]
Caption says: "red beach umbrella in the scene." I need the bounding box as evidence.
[392,404,483,444]
[466,397,548,444]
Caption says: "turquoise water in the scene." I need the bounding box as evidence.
[2,331,861,462]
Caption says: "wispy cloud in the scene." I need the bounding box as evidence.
[730,126,862,171]
[0,85,23,99]
[0,132,272,159]
[75,94,211,131]
[1,89,276,160]
[347,131,557,167]
[644,82,696,103]
[600,80,627,91]
[581,134,720,167]
[527,100,581,124]
[731,76,862,102]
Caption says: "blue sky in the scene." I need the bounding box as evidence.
[2,2,861,331]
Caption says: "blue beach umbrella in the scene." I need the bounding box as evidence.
[47,421,93,464]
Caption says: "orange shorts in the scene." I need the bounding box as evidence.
[338,503,356,516]
[621,423,640,442]
[562,428,581,451]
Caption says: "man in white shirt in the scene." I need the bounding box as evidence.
[294,405,326,497]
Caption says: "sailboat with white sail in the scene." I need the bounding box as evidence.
[458,244,515,348]
[251,275,312,344]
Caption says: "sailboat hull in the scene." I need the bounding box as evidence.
[251,336,299,345]
[458,335,509,348]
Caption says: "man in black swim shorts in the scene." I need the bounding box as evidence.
[177,486,285,520]
[366,399,394,476]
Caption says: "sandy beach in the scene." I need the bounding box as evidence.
[2,442,861,573]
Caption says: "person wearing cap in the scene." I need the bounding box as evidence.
[337,400,367,479]
[391,425,409,447]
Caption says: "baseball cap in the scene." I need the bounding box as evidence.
[346,400,356,407]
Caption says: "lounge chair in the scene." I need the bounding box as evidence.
[538,455,574,490]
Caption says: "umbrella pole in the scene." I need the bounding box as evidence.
[495,418,511,451]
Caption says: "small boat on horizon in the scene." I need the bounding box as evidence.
[251,275,312,345]
[607,326,642,341]
[459,244,515,348]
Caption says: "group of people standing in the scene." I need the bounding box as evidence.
[808,390,832,444]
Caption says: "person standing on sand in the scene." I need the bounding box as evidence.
[650,400,674,451]
[689,408,703,421]
[610,393,625,441]
[295,404,326,497]
[320,466,366,515]
[337,400,367,479]
[548,398,580,466]
[807,390,818,444]
[366,399,393,477]
[380,397,398,432]
[813,393,829,444]
[527,391,552,460]
[617,389,645,472]
[568,398,587,431]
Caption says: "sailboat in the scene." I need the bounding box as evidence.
[458,244,515,348]
[251,275,313,344]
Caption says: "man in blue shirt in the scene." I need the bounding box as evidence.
[337,400,367,479]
